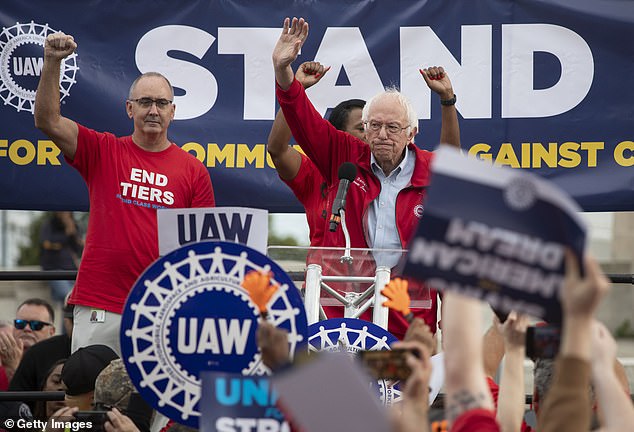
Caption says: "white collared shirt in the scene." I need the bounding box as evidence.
[368,146,415,267]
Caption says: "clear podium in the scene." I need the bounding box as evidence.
[267,246,432,330]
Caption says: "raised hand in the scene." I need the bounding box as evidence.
[404,318,437,355]
[560,251,610,318]
[272,17,309,72]
[296,61,330,90]
[44,32,77,61]
[420,66,454,100]
[256,322,290,371]
[495,311,528,351]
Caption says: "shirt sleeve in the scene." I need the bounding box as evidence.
[190,162,215,208]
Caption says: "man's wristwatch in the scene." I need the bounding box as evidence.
[440,94,457,106]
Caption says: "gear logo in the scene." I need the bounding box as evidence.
[413,204,424,218]
[0,21,78,113]
[308,318,402,405]
[504,176,538,211]
[120,241,308,428]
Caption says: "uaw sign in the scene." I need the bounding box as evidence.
[120,241,307,428]
[308,318,399,405]
[200,373,289,432]
[402,147,586,324]
[157,207,268,255]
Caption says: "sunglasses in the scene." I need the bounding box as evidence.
[14,319,52,331]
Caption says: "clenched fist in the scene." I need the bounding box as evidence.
[44,32,77,61]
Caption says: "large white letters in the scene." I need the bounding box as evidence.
[136,25,218,120]
[134,23,594,121]
[501,24,594,118]
[218,28,283,120]
[309,28,384,116]
[400,26,492,119]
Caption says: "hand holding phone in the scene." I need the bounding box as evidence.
[358,348,420,381]
[525,325,561,359]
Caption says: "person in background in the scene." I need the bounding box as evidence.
[60,344,119,410]
[32,359,66,421]
[39,211,83,304]
[10,298,55,353]
[9,296,72,412]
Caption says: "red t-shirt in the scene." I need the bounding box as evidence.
[451,408,500,432]
[67,124,215,313]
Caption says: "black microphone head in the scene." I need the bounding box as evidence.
[338,162,357,181]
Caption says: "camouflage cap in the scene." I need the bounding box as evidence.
[93,359,136,410]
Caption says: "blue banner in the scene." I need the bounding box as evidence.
[1,1,634,211]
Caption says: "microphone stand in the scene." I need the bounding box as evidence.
[339,209,353,264]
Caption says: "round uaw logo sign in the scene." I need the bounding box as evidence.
[308,318,402,405]
[0,22,78,113]
[504,176,538,211]
[121,241,308,428]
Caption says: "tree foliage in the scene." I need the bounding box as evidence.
[17,212,46,266]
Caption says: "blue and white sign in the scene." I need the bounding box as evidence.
[308,318,400,405]
[402,148,587,323]
[120,241,308,428]
[157,207,269,255]
[200,372,289,432]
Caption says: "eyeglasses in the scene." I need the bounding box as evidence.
[364,121,410,135]
[14,319,53,331]
[128,97,172,109]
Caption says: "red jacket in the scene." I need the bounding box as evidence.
[277,79,433,249]
[277,79,438,335]
[282,153,330,247]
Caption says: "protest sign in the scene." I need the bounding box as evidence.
[402,147,586,323]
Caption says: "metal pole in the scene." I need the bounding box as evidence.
[372,266,391,329]
[304,264,322,325]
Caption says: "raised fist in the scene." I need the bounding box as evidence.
[44,32,77,60]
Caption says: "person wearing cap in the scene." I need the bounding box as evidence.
[61,344,118,410]
[93,359,153,432]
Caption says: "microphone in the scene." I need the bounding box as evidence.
[329,162,357,232]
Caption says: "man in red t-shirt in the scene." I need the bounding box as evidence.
[34,32,215,356]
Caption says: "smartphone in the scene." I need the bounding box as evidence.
[525,325,561,359]
[74,410,108,431]
[358,348,419,381]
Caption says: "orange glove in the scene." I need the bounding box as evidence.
[242,270,278,315]
[382,278,412,318]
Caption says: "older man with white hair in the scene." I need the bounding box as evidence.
[272,17,460,338]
